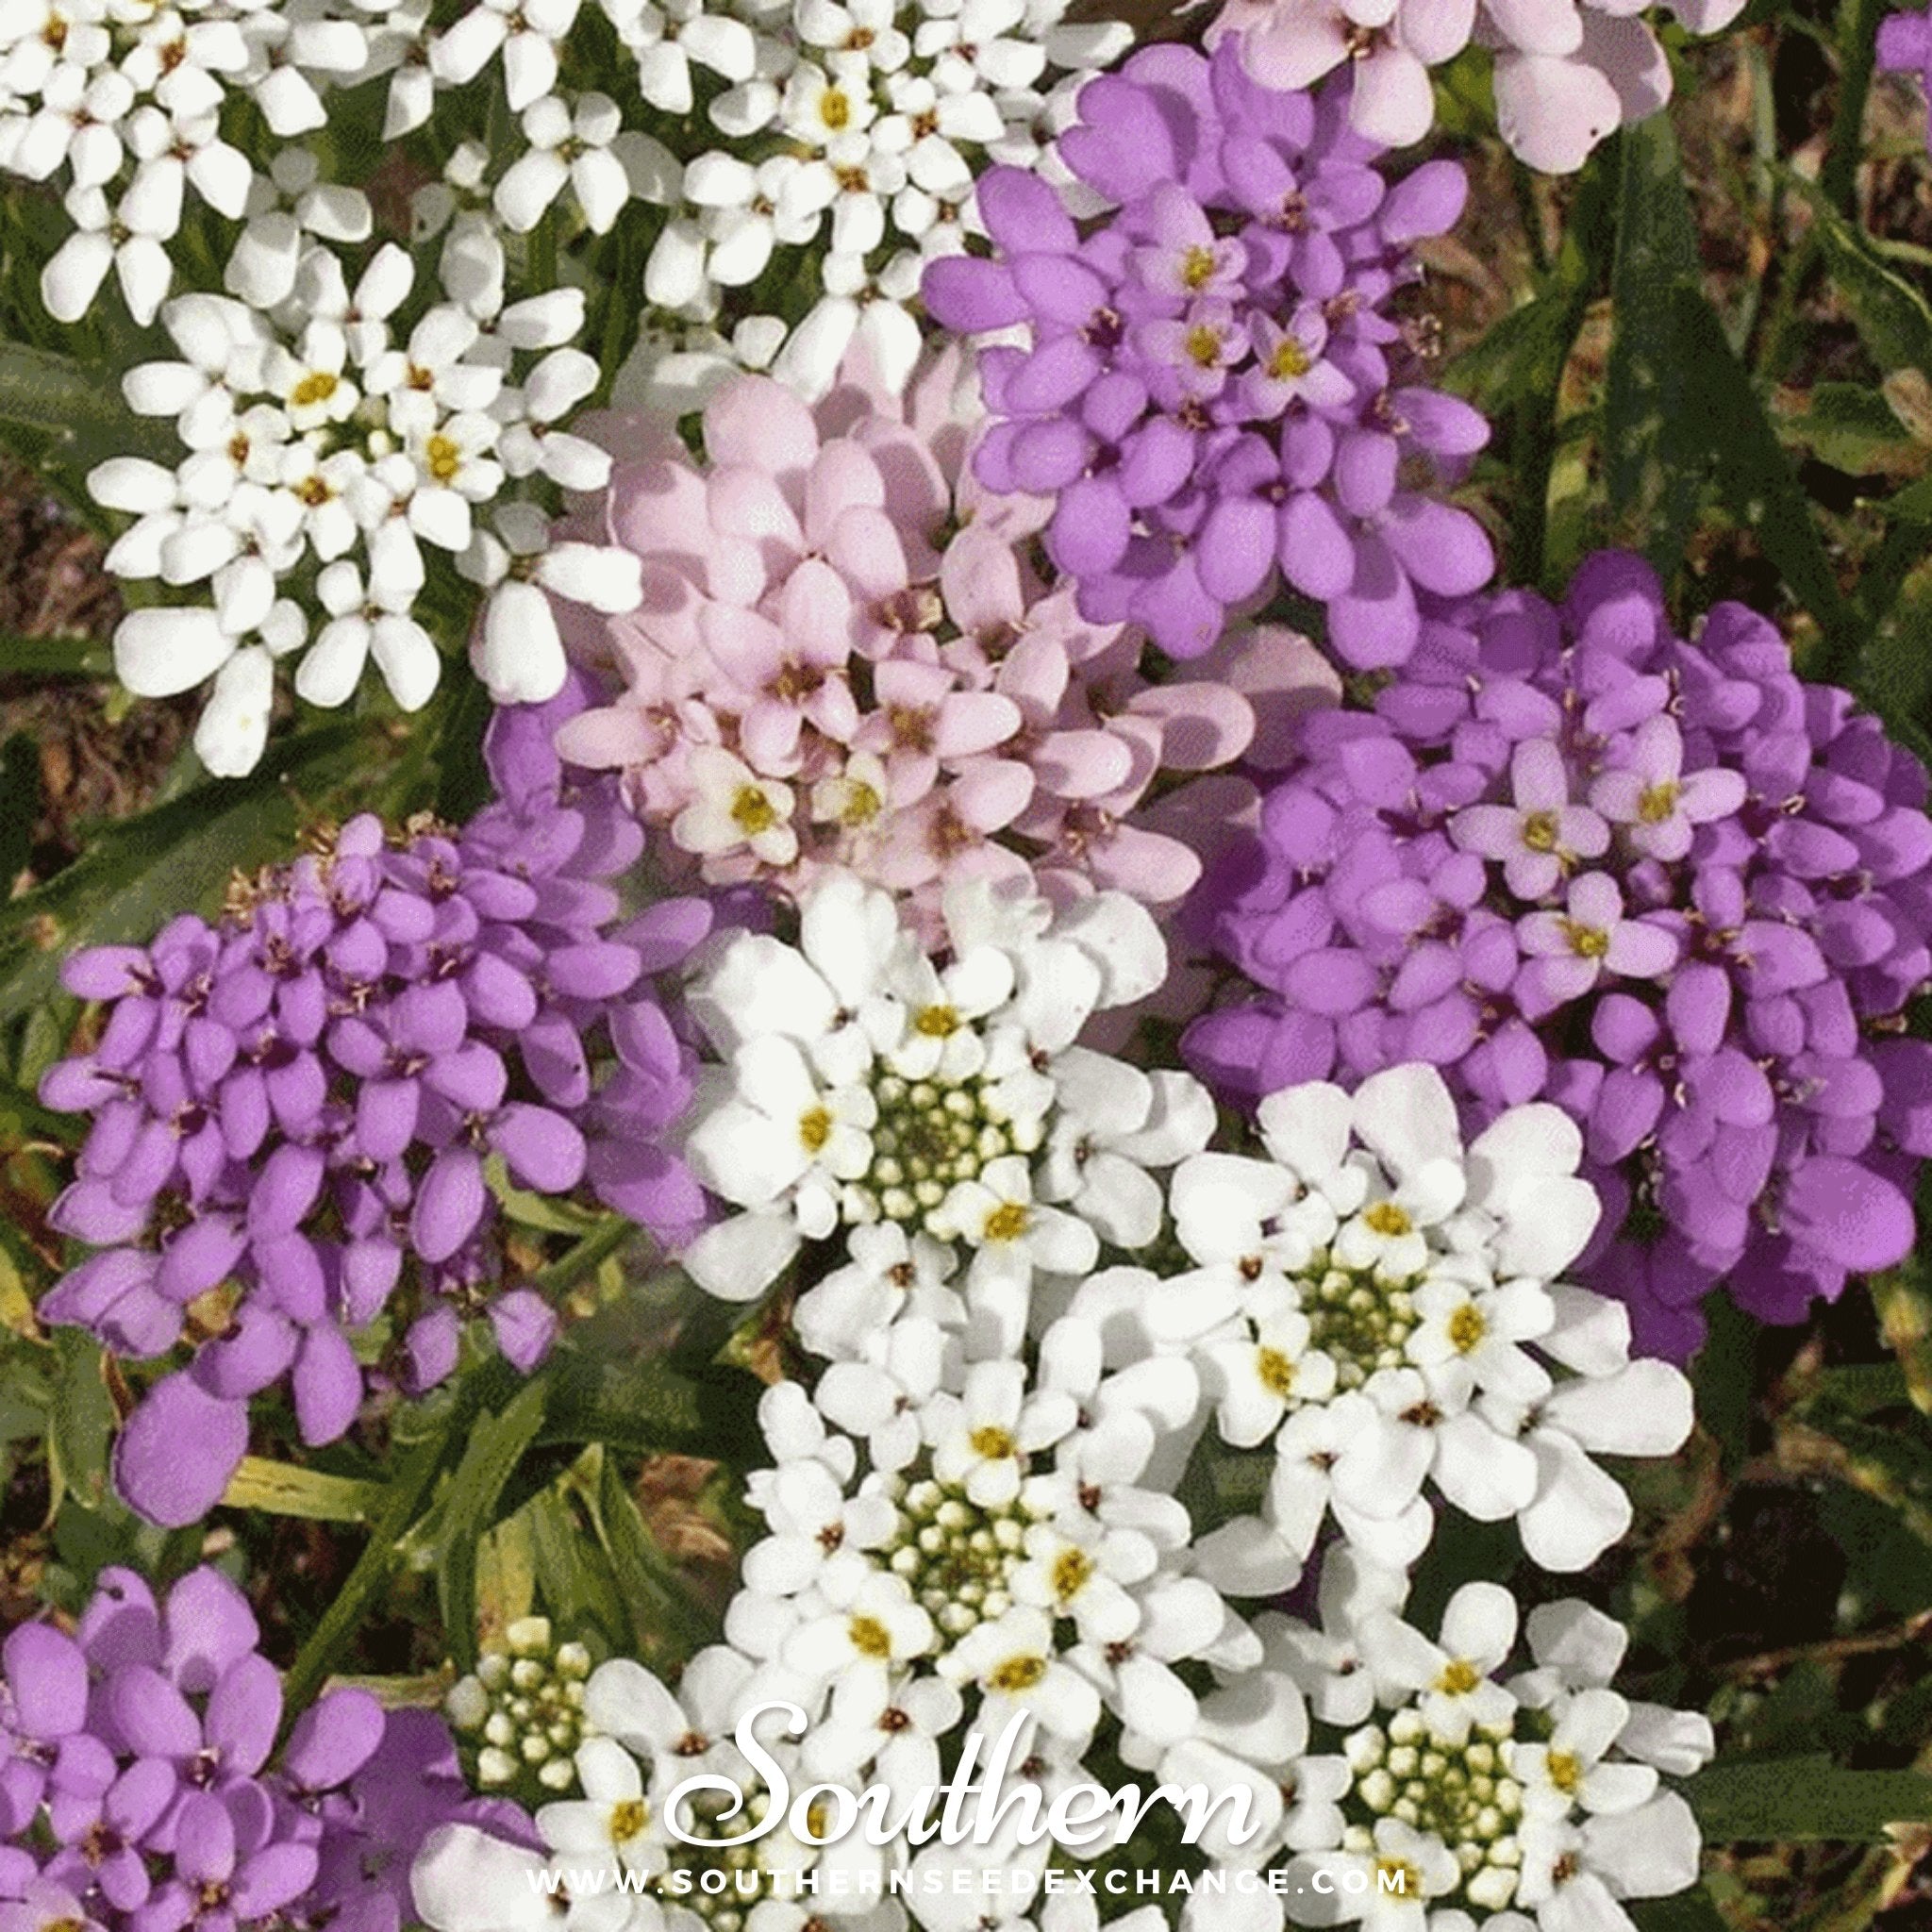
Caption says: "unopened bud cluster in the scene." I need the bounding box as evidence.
[444,1616,593,1794]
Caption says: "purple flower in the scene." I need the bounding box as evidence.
[1,1569,526,1932]
[37,672,723,1527]
[1184,552,1932,1357]
[923,42,1492,665]
[1879,5,1932,146]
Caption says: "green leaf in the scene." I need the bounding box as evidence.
[1666,282,1856,651]
[0,724,368,1023]
[0,633,112,677]
[1788,175,1932,375]
[1685,1756,1932,1842]
[437,1375,551,1674]
[0,338,176,475]
[1631,1890,1737,1932]
[220,1457,387,1524]
[541,1347,761,1461]
[1780,382,1922,473]
[591,1450,714,1667]
[0,732,41,888]
[280,1377,486,1716]
[46,1327,115,1515]
[1605,114,1707,578]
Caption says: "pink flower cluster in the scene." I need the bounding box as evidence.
[553,352,1267,924]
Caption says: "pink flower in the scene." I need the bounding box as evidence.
[554,348,1260,925]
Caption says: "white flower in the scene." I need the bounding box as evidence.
[461,504,643,705]
[535,1735,668,1881]
[494,92,634,235]
[299,558,440,712]
[41,180,172,324]
[428,0,579,109]
[679,871,1179,1322]
[939,1607,1100,1745]
[608,0,760,112]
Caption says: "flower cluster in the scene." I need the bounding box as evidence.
[35,681,716,1525]
[1242,1558,1715,1932]
[1095,1064,1694,1576]
[556,350,1261,924]
[92,233,644,768]
[924,42,1491,666]
[675,869,1213,1338]
[0,1566,523,1932]
[1184,553,1932,1356]
[621,0,1132,403]
[1208,0,1749,171]
[445,1615,596,1798]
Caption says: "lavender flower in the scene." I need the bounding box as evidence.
[36,674,721,1527]
[0,1567,527,1932]
[922,39,1492,665]
[1879,5,1932,148]
[1183,552,1932,1357]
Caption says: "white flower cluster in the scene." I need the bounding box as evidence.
[679,871,1213,1346]
[1100,1065,1696,1577]
[88,223,644,771]
[1241,1557,1715,1932]
[615,0,1132,404]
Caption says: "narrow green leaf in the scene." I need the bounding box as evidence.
[526,1484,630,1647]
[1878,474,1932,521]
[593,1451,714,1666]
[437,1376,551,1674]
[280,1381,482,1717]
[541,1347,761,1461]
[0,338,175,473]
[1605,115,1707,578]
[1789,175,1932,374]
[0,633,113,678]
[1668,283,1856,652]
[220,1457,386,1524]
[1686,1756,1932,1842]
[0,732,41,887]
[46,1327,115,1514]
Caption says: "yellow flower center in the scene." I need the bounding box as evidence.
[1184,324,1224,369]
[1051,1547,1093,1600]
[799,1106,833,1154]
[1268,336,1311,380]
[608,1798,650,1842]
[424,432,462,483]
[1437,1657,1481,1694]
[1180,243,1218,290]
[849,1615,893,1658]
[989,1654,1047,1692]
[819,87,851,129]
[1560,919,1610,959]
[1521,808,1559,852]
[970,1425,1016,1459]
[1447,1303,1487,1354]
[1547,1750,1581,1793]
[1376,1856,1424,1899]
[1362,1201,1412,1237]
[914,1005,959,1038]
[291,370,339,408]
[982,1201,1029,1243]
[1638,780,1679,824]
[839,779,881,825]
[731,784,779,835]
[1257,1346,1297,1398]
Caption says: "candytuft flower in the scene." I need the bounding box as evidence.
[36,677,716,1525]
[1185,553,1932,1356]
[923,42,1491,666]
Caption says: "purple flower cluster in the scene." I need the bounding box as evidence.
[0,1566,523,1932]
[921,38,1492,665]
[1184,552,1932,1357]
[36,675,720,1527]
